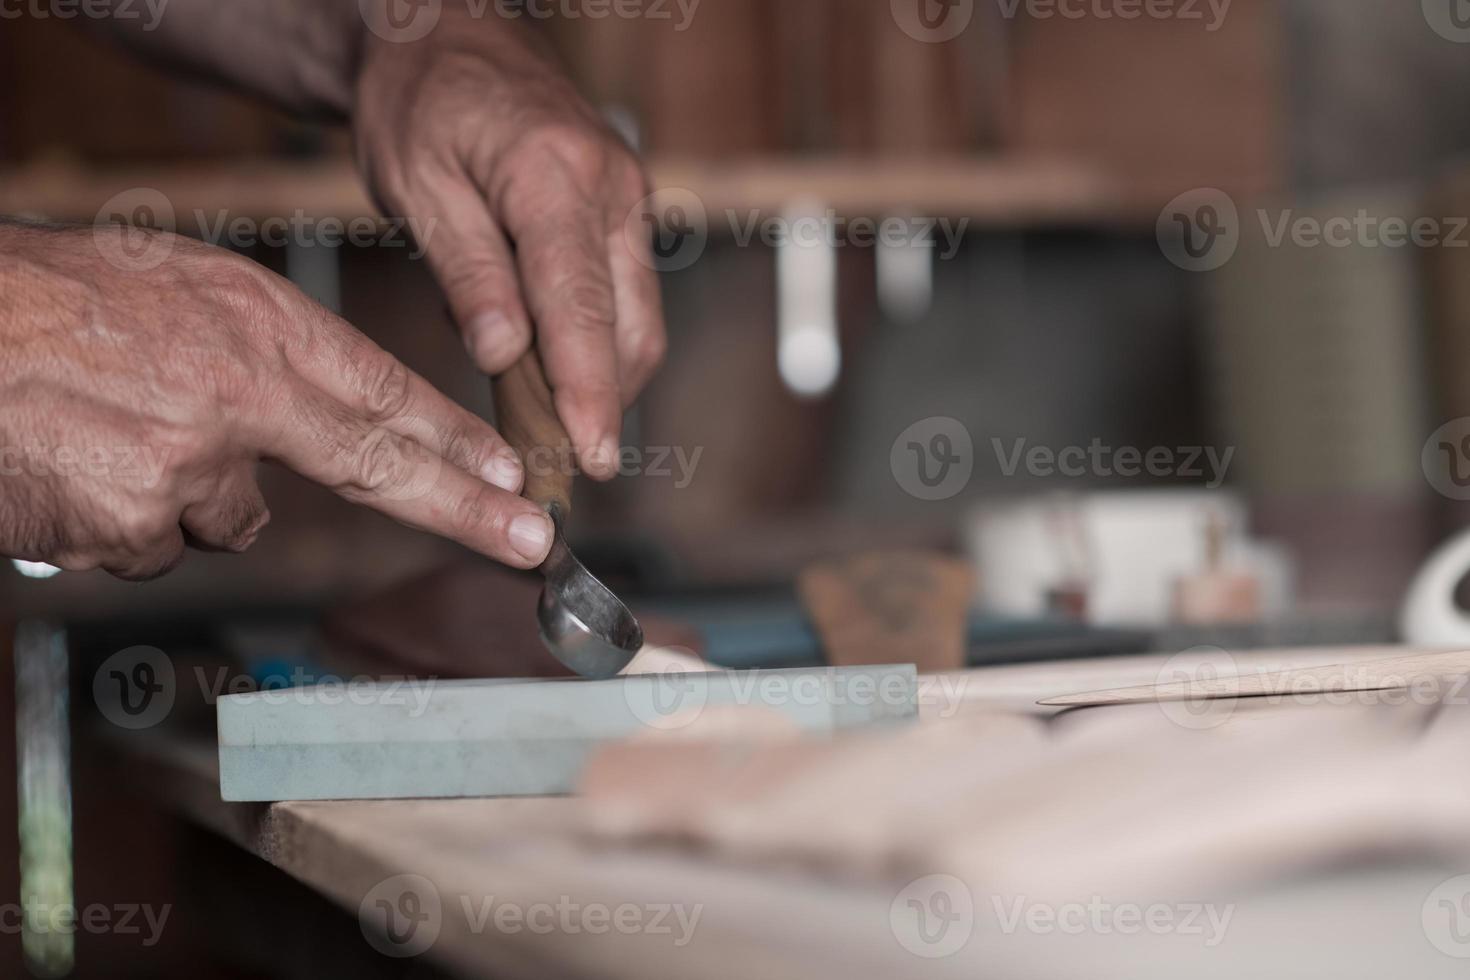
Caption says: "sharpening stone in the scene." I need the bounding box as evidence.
[217,665,918,802]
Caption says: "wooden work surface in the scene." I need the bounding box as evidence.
[123,646,1470,979]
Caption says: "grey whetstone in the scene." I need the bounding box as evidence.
[217,666,917,802]
[1038,650,1470,707]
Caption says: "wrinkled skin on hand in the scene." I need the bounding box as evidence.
[353,12,667,479]
[0,222,555,580]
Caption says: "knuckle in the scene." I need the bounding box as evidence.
[102,510,185,580]
[110,503,170,554]
[5,499,69,562]
[197,346,265,413]
[351,432,410,493]
[212,261,275,312]
[632,328,668,374]
[55,553,102,574]
[613,155,651,203]
[555,281,617,336]
[360,356,413,422]
[448,485,500,540]
[518,124,610,182]
[438,424,481,471]
[114,542,185,582]
[439,251,517,297]
[215,500,271,553]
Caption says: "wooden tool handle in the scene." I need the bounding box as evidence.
[493,350,573,519]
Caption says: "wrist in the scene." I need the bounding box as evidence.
[288,0,370,119]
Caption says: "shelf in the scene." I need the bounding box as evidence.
[0,154,1146,230]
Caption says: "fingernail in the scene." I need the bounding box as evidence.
[509,513,553,564]
[590,436,620,477]
[482,451,523,493]
[467,312,520,371]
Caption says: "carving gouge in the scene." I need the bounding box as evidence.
[493,349,643,679]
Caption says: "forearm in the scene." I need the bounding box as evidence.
[86,0,363,118]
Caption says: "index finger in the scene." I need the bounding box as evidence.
[281,308,526,494]
[254,379,555,568]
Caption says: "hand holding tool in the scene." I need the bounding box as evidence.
[494,351,643,679]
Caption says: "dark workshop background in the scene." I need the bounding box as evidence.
[5,0,1470,613]
[7,0,1470,975]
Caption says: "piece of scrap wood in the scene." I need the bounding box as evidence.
[1039,650,1470,707]
[799,551,974,673]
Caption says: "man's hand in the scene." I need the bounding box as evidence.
[86,0,668,480]
[0,223,555,580]
[353,12,666,478]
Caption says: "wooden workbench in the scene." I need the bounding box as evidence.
[119,647,1470,979]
